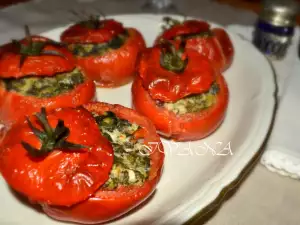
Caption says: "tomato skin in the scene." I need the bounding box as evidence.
[42,102,164,224]
[0,107,114,206]
[42,175,161,224]
[138,46,216,102]
[0,35,96,126]
[156,20,234,72]
[61,20,125,44]
[0,36,75,78]
[212,28,234,71]
[132,75,229,141]
[0,78,96,127]
[69,28,146,87]
[161,20,210,40]
[185,36,225,73]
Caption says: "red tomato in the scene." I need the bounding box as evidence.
[0,35,96,126]
[76,28,145,87]
[61,19,125,44]
[212,28,234,71]
[42,102,164,224]
[61,19,146,87]
[0,107,114,206]
[0,36,75,78]
[183,35,225,73]
[161,20,211,40]
[138,44,216,102]
[156,19,234,72]
[132,74,229,141]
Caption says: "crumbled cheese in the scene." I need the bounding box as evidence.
[128,170,136,183]
[94,112,150,190]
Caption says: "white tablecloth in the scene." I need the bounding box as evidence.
[0,0,257,45]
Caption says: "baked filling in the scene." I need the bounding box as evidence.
[94,111,150,190]
[68,31,128,57]
[163,83,219,115]
[2,68,84,98]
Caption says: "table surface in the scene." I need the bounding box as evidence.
[0,1,300,225]
[202,164,300,225]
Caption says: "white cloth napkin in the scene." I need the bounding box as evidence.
[261,59,300,179]
[228,25,300,179]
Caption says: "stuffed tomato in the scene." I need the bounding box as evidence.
[132,41,229,141]
[156,17,234,72]
[0,103,164,224]
[61,17,146,87]
[0,35,95,126]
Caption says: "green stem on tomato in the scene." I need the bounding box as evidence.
[21,108,86,157]
[160,40,188,74]
[12,26,66,68]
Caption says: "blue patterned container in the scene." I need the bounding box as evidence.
[253,0,298,60]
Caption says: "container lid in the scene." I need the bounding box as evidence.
[260,0,299,26]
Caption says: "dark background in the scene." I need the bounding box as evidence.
[0,0,300,24]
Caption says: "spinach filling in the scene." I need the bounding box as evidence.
[94,111,150,190]
[157,31,213,44]
[2,68,84,98]
[172,31,213,41]
[163,83,220,115]
[68,31,129,57]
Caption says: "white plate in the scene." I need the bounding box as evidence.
[0,14,276,225]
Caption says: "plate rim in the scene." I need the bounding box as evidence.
[9,13,277,225]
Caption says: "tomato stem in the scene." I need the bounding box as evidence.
[159,40,188,74]
[21,108,87,157]
[11,26,66,68]
[70,9,106,29]
[79,14,104,29]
